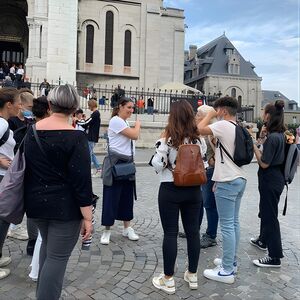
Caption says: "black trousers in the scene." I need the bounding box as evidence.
[158,182,202,276]
[0,175,10,258]
[258,167,285,258]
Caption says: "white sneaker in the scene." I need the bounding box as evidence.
[122,227,139,241]
[100,230,111,245]
[203,266,235,284]
[213,258,238,274]
[152,274,175,294]
[0,268,10,280]
[184,270,198,289]
[0,256,11,268]
[7,228,29,240]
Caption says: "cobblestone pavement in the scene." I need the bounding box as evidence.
[1,162,299,300]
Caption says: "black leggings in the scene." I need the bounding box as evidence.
[158,182,202,276]
[258,168,285,258]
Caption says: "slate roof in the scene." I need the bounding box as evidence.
[184,34,261,83]
[261,90,299,110]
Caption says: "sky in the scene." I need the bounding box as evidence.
[164,0,300,103]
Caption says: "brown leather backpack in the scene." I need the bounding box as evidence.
[173,144,207,186]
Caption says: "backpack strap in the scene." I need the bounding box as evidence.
[217,121,236,164]
[218,139,234,164]
[283,183,288,216]
[0,126,10,147]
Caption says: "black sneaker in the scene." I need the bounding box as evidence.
[253,256,281,268]
[200,233,217,248]
[250,237,267,251]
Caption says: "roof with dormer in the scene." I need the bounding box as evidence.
[185,34,261,82]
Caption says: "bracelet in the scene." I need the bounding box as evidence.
[84,218,92,222]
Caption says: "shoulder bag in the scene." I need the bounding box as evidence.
[0,132,26,225]
[108,138,136,181]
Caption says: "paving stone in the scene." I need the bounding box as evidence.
[0,164,299,300]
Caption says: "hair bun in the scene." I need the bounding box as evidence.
[275,100,285,111]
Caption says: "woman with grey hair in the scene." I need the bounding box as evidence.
[24,84,93,300]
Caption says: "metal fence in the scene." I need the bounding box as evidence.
[28,83,203,115]
[4,82,255,122]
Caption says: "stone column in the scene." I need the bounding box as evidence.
[46,0,78,84]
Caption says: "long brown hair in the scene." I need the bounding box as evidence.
[264,100,285,133]
[111,97,133,118]
[165,100,199,148]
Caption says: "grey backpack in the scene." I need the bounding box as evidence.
[282,143,299,215]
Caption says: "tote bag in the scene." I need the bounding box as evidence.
[0,148,25,224]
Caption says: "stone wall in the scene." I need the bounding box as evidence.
[203,75,262,118]
[77,0,185,90]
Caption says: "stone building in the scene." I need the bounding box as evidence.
[0,0,185,88]
[184,34,262,118]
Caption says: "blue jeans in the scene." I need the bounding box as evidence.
[88,141,101,170]
[215,177,246,272]
[199,167,218,238]
[147,107,154,115]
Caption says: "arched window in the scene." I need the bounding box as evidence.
[231,88,236,98]
[124,30,132,67]
[238,95,242,108]
[105,11,114,65]
[86,25,94,63]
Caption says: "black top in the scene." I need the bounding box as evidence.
[8,116,25,132]
[147,98,154,107]
[77,110,101,143]
[8,116,34,153]
[261,132,285,167]
[24,128,93,221]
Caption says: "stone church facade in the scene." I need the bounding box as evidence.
[0,0,185,88]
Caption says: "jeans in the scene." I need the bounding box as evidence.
[35,219,81,300]
[158,182,202,276]
[147,107,154,115]
[199,167,218,238]
[88,141,101,170]
[215,177,246,272]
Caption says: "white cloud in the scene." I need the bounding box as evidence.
[184,16,299,102]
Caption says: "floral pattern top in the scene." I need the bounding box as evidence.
[151,136,208,182]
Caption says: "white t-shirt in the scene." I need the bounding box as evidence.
[108,116,134,156]
[0,118,16,176]
[209,120,246,182]
[16,68,24,75]
[9,67,15,74]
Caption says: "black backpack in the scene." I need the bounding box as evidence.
[282,142,299,215]
[218,121,254,167]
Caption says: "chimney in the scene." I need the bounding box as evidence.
[189,45,197,60]
[184,50,189,61]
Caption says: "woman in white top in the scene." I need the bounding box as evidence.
[150,100,205,294]
[100,97,141,245]
[0,88,21,280]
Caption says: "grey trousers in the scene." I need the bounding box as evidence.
[35,219,81,300]
[27,218,38,241]
[0,219,9,258]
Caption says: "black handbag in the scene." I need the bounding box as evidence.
[112,161,136,180]
[108,139,136,181]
